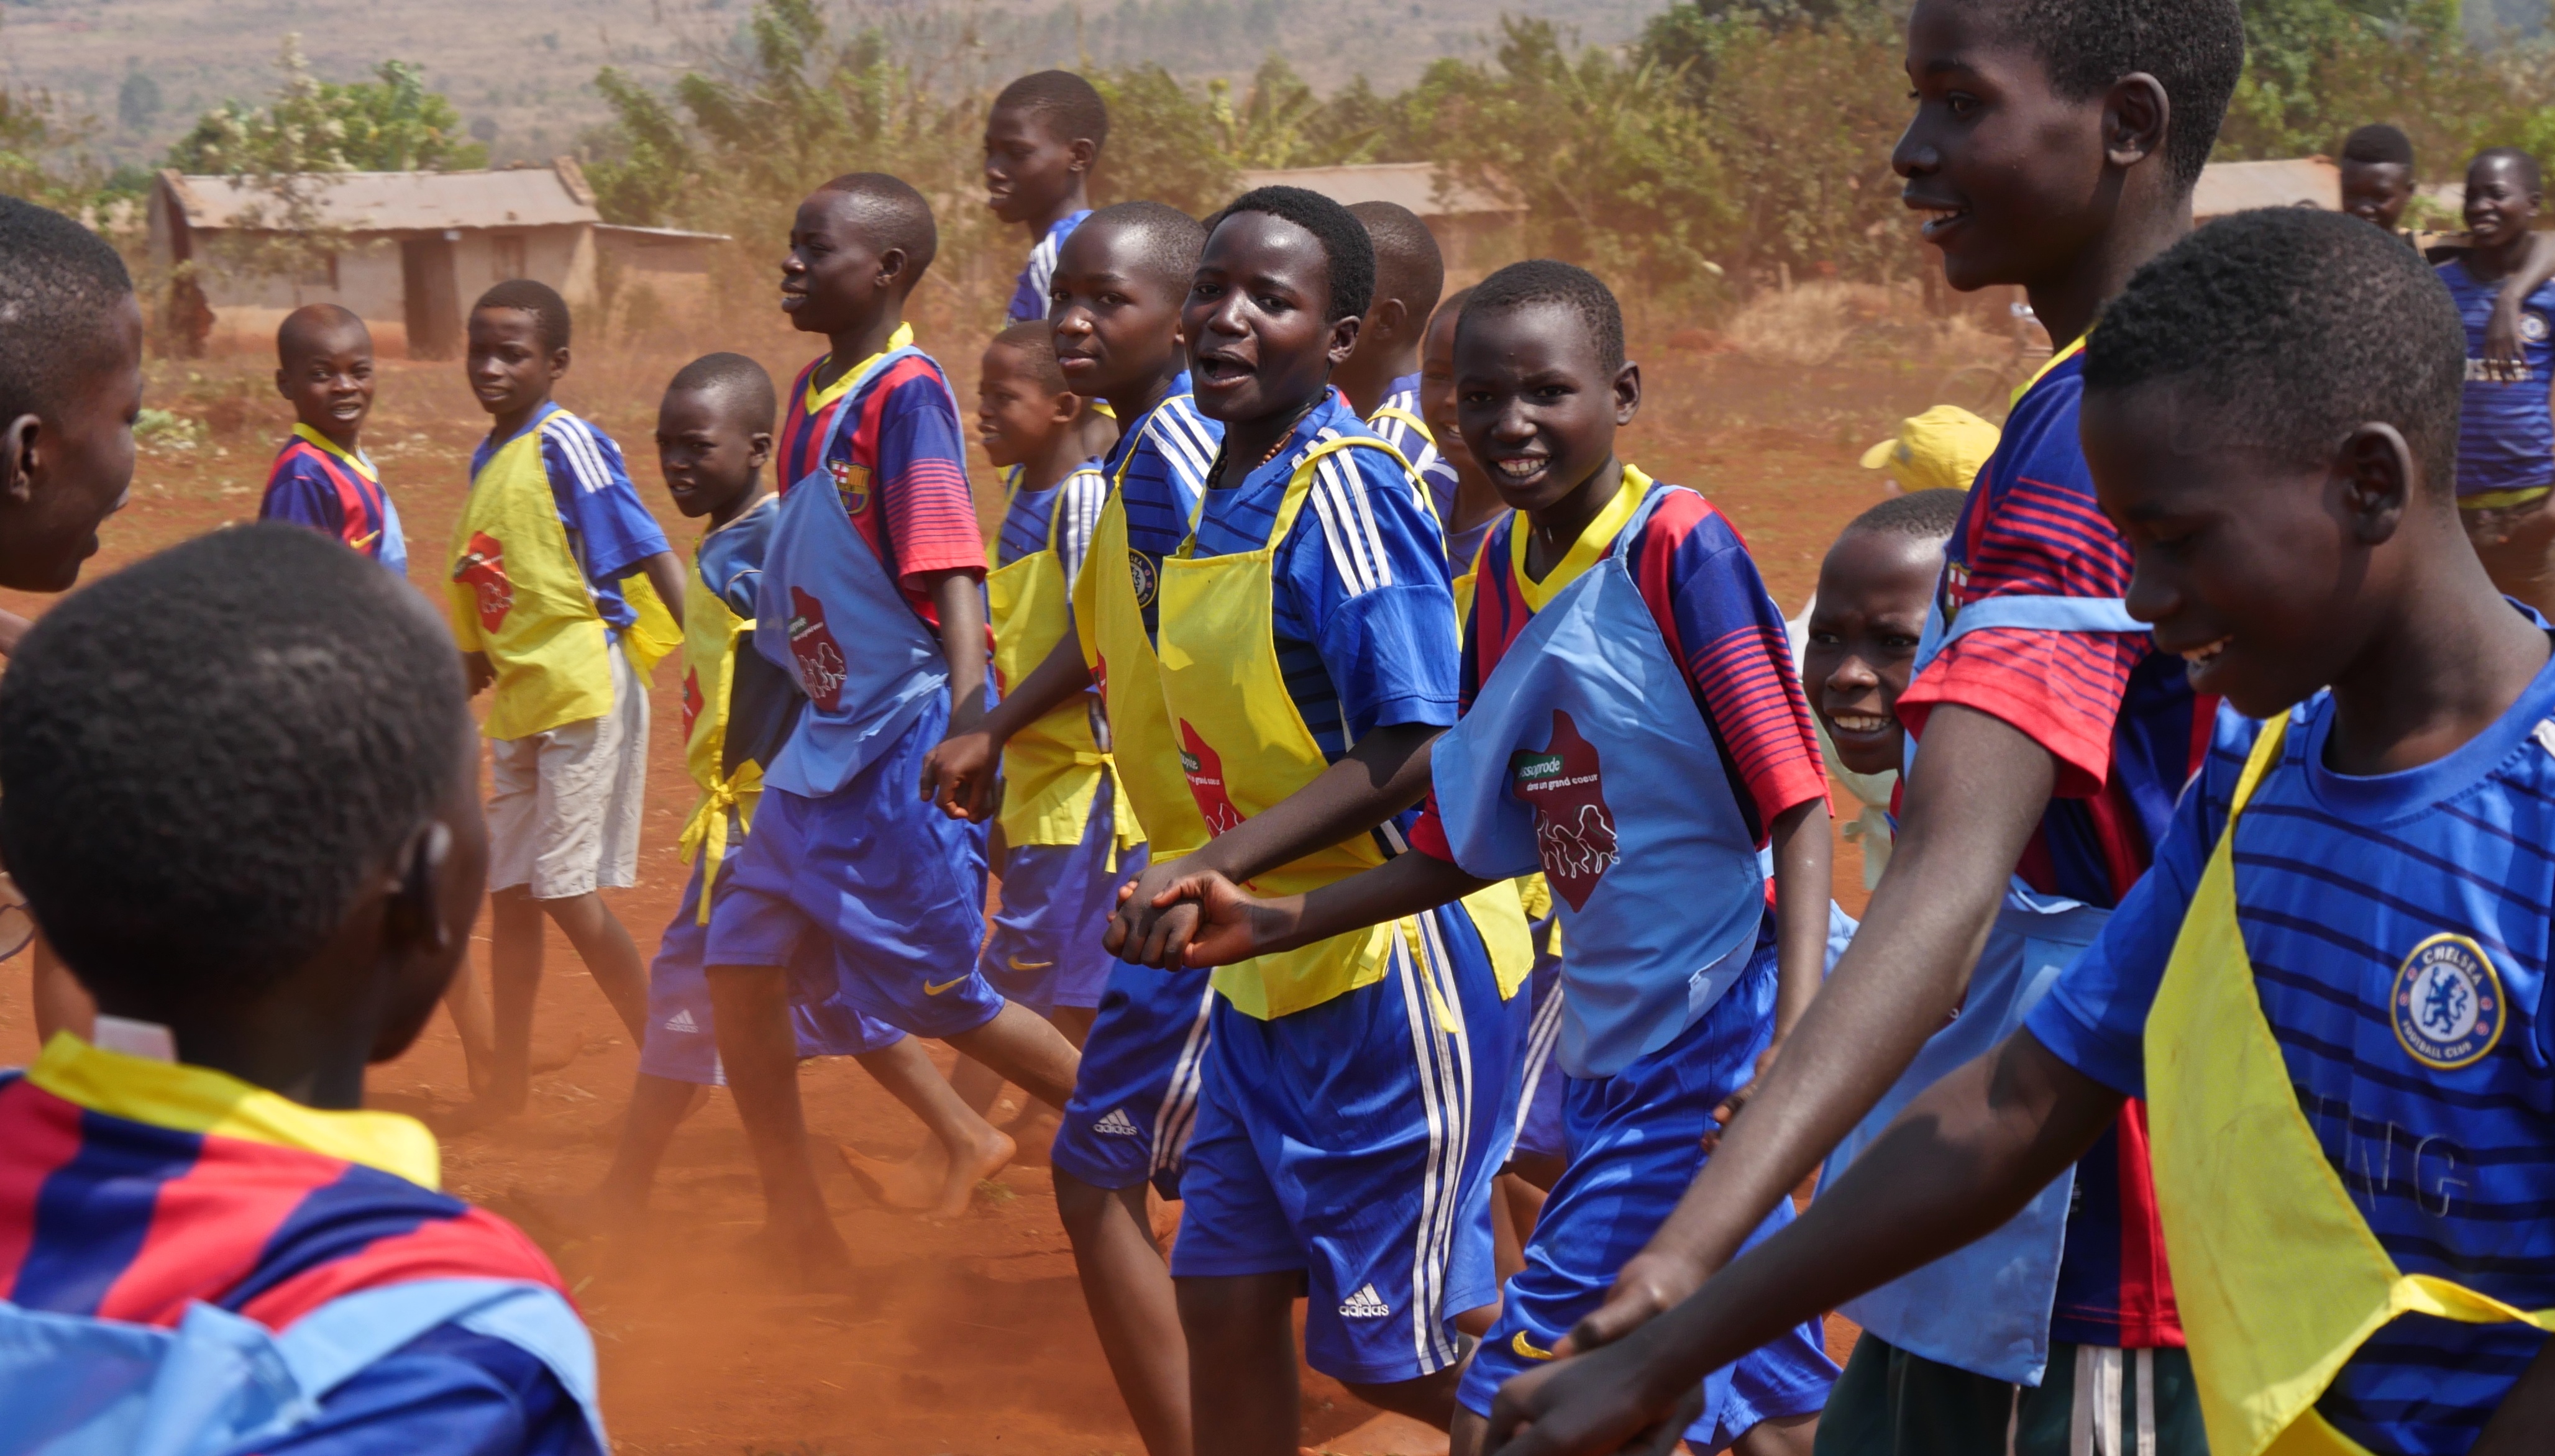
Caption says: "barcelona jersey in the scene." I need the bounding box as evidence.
[776,350,985,633]
[260,425,406,576]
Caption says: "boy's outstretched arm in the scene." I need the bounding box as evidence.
[1484,1027,2123,1456]
[1571,703,2052,1345]
[1161,849,1497,968]
[1108,722,1443,967]
[2485,232,2555,369]
[926,568,990,737]
[920,631,1093,819]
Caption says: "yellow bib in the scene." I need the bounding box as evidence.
[990,468,1136,852]
[674,521,764,922]
[1157,435,1530,1021]
[2147,715,2555,1456]
[448,410,674,740]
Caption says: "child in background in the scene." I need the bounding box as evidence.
[1105,186,1533,1445]
[1854,405,1995,495]
[0,197,150,1047]
[987,70,1107,324]
[2443,147,2555,621]
[2339,122,2418,235]
[1492,201,2555,1456]
[1417,285,1509,591]
[1171,260,1839,1456]
[702,174,1080,1285]
[0,525,604,1453]
[1794,489,1967,891]
[262,303,407,575]
[1337,200,1445,425]
[921,200,1223,1456]
[561,354,1013,1231]
[1533,0,2246,1446]
[449,279,685,1121]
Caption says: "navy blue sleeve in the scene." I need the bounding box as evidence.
[2024,704,2256,1095]
[262,455,346,535]
[541,419,672,588]
[1274,442,1462,736]
[263,1322,601,1456]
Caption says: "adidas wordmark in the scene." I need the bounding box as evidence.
[1092,1108,1142,1137]
[664,1008,701,1033]
[1338,1285,1392,1319]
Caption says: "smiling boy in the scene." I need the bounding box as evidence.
[1520,0,2247,1447]
[2443,148,2555,621]
[262,303,406,575]
[987,70,1107,325]
[1488,201,2555,1456]
[1168,260,1839,1456]
[449,279,685,1122]
[1103,186,1534,1450]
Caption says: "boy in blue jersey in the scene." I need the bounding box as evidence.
[1484,202,2555,1456]
[261,304,406,575]
[921,199,1220,1456]
[1167,260,1840,1456]
[2443,147,2555,623]
[1104,186,1531,1450]
[450,280,686,1122]
[1503,0,2249,1450]
[0,525,604,1453]
[703,173,1079,1286]
[1336,201,1443,430]
[986,70,1106,325]
[556,353,1014,1233]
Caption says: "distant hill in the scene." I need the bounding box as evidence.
[0,0,1655,171]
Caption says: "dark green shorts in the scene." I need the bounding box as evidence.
[1811,1334,2206,1455]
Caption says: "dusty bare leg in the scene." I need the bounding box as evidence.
[1059,1173,1192,1456]
[706,962,852,1287]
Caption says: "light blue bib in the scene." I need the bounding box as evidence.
[1430,483,1764,1078]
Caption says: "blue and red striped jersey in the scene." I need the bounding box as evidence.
[777,349,985,632]
[260,427,406,576]
[1895,344,2195,1351]
[1,1037,596,1454]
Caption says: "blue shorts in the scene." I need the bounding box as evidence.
[1051,958,1216,1198]
[984,779,1147,1013]
[1512,940,1568,1166]
[703,708,1005,1041]
[1171,906,1527,1385]
[1460,944,1839,1445]
[638,839,905,1085]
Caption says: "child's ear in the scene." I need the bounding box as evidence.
[1327,314,1361,369]
[2337,421,2414,546]
[747,429,774,472]
[1069,138,1097,176]
[548,345,571,381]
[1613,360,1642,427]
[274,366,291,401]
[876,247,910,293]
[1053,392,1082,426]
[2,413,41,507]
[382,821,455,957]
[2101,74,2170,174]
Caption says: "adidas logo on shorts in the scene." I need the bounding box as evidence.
[664,1008,701,1033]
[1092,1108,1141,1137]
[1338,1285,1392,1319]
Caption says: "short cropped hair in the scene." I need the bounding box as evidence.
[994,70,1110,153]
[276,303,369,366]
[666,351,777,433]
[474,278,570,351]
[1986,0,2245,191]
[1079,199,1206,297]
[0,196,135,426]
[1460,260,1626,373]
[2342,124,2414,169]
[0,525,471,1008]
[991,320,1069,393]
[814,171,939,281]
[2470,145,2544,196]
[2083,206,2465,497]
[1212,186,1374,322]
[1348,201,1445,323]
[1846,488,1968,542]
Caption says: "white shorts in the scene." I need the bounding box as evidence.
[486,640,647,899]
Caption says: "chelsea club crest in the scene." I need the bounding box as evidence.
[2392,933,2507,1070]
[1128,548,1159,609]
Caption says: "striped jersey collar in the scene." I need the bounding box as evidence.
[24,1031,441,1189]
[290,424,378,483]
[1510,463,1653,613]
[801,321,919,417]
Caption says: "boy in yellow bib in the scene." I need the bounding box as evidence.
[1481,211,2555,1456]
[447,280,686,1118]
[1106,185,1531,1449]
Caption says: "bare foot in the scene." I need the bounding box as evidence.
[930,1126,1017,1221]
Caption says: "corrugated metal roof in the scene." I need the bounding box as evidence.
[1236,162,1522,217]
[160,160,600,232]
[2192,157,2338,219]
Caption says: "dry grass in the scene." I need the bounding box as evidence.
[1723,281,1908,368]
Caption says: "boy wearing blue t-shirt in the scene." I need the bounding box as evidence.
[261,304,406,575]
[1484,204,2555,1456]
[985,70,1105,325]
[2443,147,2555,624]
[449,280,685,1121]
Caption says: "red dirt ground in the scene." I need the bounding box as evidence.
[0,334,1950,1454]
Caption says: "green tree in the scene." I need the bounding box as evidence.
[166,37,487,175]
[1087,62,1238,214]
